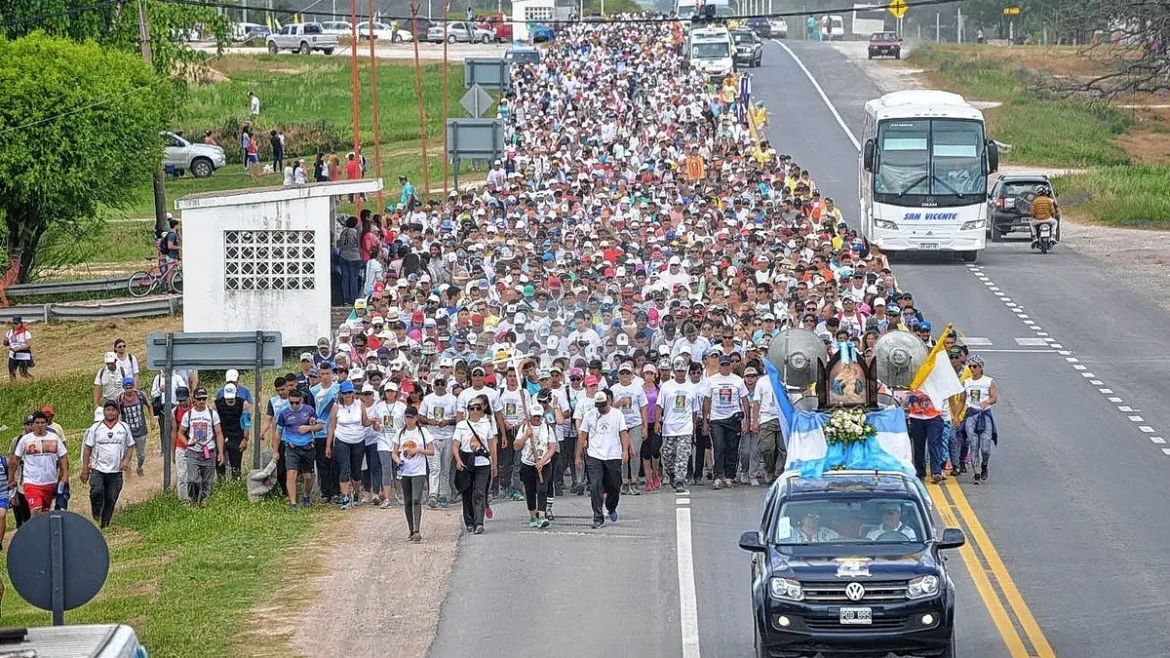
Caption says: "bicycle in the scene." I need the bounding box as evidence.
[128,259,183,297]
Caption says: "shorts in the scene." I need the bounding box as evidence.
[24,482,56,512]
[285,444,316,474]
[334,440,364,482]
[246,153,259,164]
[8,357,33,375]
[640,425,662,461]
[0,489,9,510]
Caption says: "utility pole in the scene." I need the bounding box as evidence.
[137,0,169,236]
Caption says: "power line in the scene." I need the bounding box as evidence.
[0,0,120,28]
[159,0,967,24]
[0,77,167,137]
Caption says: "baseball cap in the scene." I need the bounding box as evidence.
[338,381,355,394]
[317,337,331,347]
[618,363,633,373]
[104,351,117,363]
[383,381,399,392]
[226,368,241,382]
[615,333,629,345]
[529,403,545,417]
[718,355,732,366]
[176,386,190,401]
[583,375,599,387]
[193,387,209,399]
[593,391,608,403]
[300,352,313,362]
[224,383,238,399]
[119,377,134,388]
[361,384,377,395]
[404,406,419,417]
[41,406,54,415]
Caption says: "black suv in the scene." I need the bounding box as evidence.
[986,174,1057,241]
[739,471,965,658]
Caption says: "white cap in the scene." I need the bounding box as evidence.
[668,256,682,265]
[299,352,313,362]
[546,336,559,350]
[873,297,886,306]
[226,368,240,382]
[104,351,117,363]
[593,391,609,403]
[615,333,629,346]
[514,312,527,325]
[529,403,545,416]
[224,383,238,399]
[383,381,399,392]
[362,384,377,394]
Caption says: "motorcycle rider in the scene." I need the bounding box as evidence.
[1029,186,1060,249]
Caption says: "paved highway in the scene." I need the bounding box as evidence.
[430,41,1170,658]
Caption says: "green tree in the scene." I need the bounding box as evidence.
[0,0,227,77]
[0,33,175,281]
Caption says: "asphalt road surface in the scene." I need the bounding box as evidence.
[430,41,1170,658]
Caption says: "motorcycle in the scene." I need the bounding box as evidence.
[1016,192,1059,254]
[1035,221,1054,254]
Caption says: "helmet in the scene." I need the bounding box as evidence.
[1036,185,1051,196]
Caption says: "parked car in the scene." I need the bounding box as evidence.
[530,24,554,42]
[476,13,513,42]
[231,22,270,41]
[397,17,434,41]
[320,21,352,36]
[505,45,541,64]
[868,31,901,59]
[427,20,493,43]
[266,22,339,54]
[732,29,763,68]
[161,131,225,178]
[769,17,788,38]
[987,174,1057,241]
[355,21,413,42]
[744,17,771,38]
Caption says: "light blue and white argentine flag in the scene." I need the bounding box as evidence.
[785,407,915,478]
[762,358,796,441]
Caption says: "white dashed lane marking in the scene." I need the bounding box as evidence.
[965,264,1169,459]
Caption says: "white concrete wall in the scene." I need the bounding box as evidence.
[182,196,332,347]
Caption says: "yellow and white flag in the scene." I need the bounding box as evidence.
[910,323,964,409]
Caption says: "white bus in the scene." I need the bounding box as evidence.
[688,26,735,79]
[859,90,999,262]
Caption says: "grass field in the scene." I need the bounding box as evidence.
[1053,164,1170,228]
[103,55,482,223]
[908,44,1132,168]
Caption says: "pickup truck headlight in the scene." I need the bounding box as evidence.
[769,577,804,601]
[874,218,899,230]
[907,575,940,599]
[960,219,985,230]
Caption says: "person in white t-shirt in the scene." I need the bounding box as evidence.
[4,316,33,380]
[452,395,497,535]
[420,376,459,508]
[81,402,134,528]
[609,363,649,495]
[371,382,407,509]
[13,411,68,517]
[180,387,224,505]
[391,407,434,542]
[656,358,700,492]
[576,390,630,529]
[702,355,751,490]
[514,404,557,528]
[962,355,998,484]
[752,365,785,483]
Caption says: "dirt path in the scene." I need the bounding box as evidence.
[251,502,462,658]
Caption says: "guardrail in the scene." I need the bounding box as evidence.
[0,296,182,324]
[4,276,132,299]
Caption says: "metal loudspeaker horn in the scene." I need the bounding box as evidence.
[766,328,827,389]
[872,330,929,389]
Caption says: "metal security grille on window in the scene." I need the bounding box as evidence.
[224,230,316,291]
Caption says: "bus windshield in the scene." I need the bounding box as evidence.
[692,42,730,59]
[873,119,985,205]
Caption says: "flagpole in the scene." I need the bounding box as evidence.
[349,0,362,215]
[410,1,431,198]
[367,0,384,212]
[442,0,451,197]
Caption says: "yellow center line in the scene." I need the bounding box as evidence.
[943,477,1057,658]
[929,484,1031,658]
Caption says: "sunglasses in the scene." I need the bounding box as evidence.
[468,404,484,411]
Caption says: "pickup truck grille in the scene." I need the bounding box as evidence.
[804,615,907,632]
[802,580,908,602]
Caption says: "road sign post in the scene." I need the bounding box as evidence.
[447,118,505,191]
[7,511,110,625]
[888,0,908,20]
[463,58,510,90]
[147,331,283,490]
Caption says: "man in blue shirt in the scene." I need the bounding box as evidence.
[399,174,417,211]
[276,388,322,509]
[216,369,255,405]
[310,363,341,503]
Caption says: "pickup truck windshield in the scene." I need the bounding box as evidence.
[775,498,926,545]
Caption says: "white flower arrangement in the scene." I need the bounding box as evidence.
[824,407,876,447]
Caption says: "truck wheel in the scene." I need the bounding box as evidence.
[447,33,457,44]
[299,41,311,54]
[754,623,767,658]
[267,41,278,54]
[190,157,214,178]
[324,48,334,55]
[963,250,978,262]
[481,34,491,43]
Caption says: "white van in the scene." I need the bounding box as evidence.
[1,624,145,658]
[688,27,735,80]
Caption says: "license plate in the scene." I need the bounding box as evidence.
[918,242,939,250]
[839,607,872,625]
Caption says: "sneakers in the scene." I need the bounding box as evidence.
[713,478,724,490]
[137,465,144,477]
[438,496,449,509]
[410,533,422,543]
[289,503,298,511]
[630,484,643,496]
[931,474,943,484]
[620,483,632,495]
[738,473,749,485]
[510,490,525,502]
[378,500,393,509]
[674,482,689,494]
[980,463,989,482]
[465,524,475,533]
[370,495,382,506]
[608,510,618,522]
[474,525,486,535]
[427,496,439,509]
[592,519,604,529]
[301,496,311,508]
[750,477,760,487]
[339,496,353,510]
[351,497,363,507]
[529,517,540,528]
[538,517,550,529]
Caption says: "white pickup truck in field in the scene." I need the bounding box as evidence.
[266,22,338,55]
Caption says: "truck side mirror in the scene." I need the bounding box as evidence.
[939,527,966,550]
[986,140,999,174]
[738,530,767,552]
[863,139,875,172]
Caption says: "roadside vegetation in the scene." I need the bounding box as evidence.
[908,44,1170,228]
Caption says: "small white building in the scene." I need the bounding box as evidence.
[512,0,555,42]
[175,179,383,347]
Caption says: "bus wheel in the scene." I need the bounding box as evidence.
[962,251,978,262]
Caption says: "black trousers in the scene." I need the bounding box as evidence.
[586,456,622,522]
[561,432,580,485]
[12,490,31,527]
[402,474,425,533]
[710,418,742,479]
[493,427,519,495]
[520,463,551,513]
[315,437,340,499]
[89,471,123,528]
[217,436,243,479]
[461,464,491,528]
